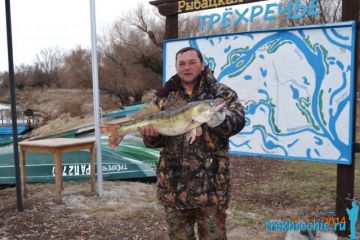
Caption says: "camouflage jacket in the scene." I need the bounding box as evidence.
[144,67,245,210]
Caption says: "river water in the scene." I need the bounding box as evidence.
[0,104,10,110]
[0,104,26,126]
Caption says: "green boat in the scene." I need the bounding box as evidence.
[0,103,161,184]
[0,135,159,184]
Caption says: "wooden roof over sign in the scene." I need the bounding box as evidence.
[149,0,269,16]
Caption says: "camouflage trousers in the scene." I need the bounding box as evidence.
[164,205,227,240]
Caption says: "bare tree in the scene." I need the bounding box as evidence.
[62,47,92,88]
[122,3,164,48]
[0,64,47,89]
[179,13,202,37]
[116,3,164,74]
[0,72,9,89]
[14,64,33,89]
[97,3,164,104]
[100,25,130,77]
[34,47,64,88]
[288,0,342,26]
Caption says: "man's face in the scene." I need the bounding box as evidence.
[176,50,205,84]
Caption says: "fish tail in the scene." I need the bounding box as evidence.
[100,124,124,148]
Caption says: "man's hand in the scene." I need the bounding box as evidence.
[138,125,160,137]
[207,108,230,128]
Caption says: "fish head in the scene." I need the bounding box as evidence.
[208,98,226,113]
[191,98,226,123]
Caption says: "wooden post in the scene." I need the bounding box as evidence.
[90,145,96,193]
[164,14,178,40]
[19,147,26,198]
[336,0,359,237]
[54,150,62,204]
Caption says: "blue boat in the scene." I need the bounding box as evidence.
[0,105,36,138]
[0,125,29,136]
[102,103,145,119]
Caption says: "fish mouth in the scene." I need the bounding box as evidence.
[210,98,226,113]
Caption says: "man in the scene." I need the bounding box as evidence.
[139,47,245,240]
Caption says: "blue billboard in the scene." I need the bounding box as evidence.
[164,21,356,164]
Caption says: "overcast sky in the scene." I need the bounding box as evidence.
[0,0,278,73]
[0,0,146,72]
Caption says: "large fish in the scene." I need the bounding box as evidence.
[100,98,226,148]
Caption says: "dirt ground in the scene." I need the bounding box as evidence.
[0,155,290,240]
[0,88,122,139]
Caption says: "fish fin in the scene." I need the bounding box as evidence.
[100,124,124,148]
[184,122,203,144]
[185,126,203,144]
[185,128,197,144]
[196,126,203,137]
[129,103,160,120]
[184,120,202,133]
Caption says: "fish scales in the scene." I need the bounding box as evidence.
[120,105,193,136]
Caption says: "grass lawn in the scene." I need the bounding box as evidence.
[228,153,360,238]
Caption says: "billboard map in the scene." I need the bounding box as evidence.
[164,21,356,164]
